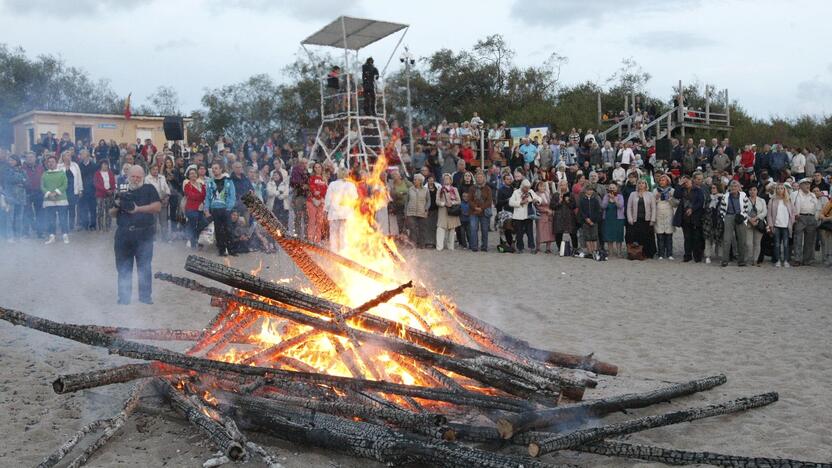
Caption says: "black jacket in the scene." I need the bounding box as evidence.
[578,195,601,224]
[362,63,378,89]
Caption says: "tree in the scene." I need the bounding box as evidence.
[136,85,181,116]
[0,44,120,146]
[200,74,282,144]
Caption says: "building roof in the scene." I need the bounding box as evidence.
[10,110,192,124]
[301,16,407,51]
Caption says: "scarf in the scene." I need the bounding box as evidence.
[657,186,672,201]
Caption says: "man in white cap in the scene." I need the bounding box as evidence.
[791,177,820,266]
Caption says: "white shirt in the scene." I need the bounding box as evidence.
[791,153,806,173]
[145,174,170,198]
[620,148,634,165]
[324,179,358,221]
[775,202,790,228]
[793,191,818,215]
[100,170,111,190]
[612,167,626,184]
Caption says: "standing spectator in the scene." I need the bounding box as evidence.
[57,151,82,231]
[626,180,657,259]
[769,145,788,182]
[712,147,732,174]
[94,139,109,164]
[266,168,290,229]
[387,169,411,237]
[405,174,430,248]
[508,179,541,253]
[56,132,74,156]
[579,185,602,258]
[164,158,183,236]
[324,168,357,252]
[817,196,832,266]
[289,158,309,238]
[767,183,795,267]
[702,182,725,265]
[519,138,538,167]
[22,152,44,238]
[1,156,27,242]
[93,160,116,232]
[805,149,818,178]
[145,164,171,240]
[651,175,676,259]
[110,166,161,305]
[205,163,235,257]
[552,179,577,254]
[534,180,555,253]
[436,174,461,251]
[674,175,705,262]
[495,173,515,247]
[791,148,807,181]
[601,182,625,257]
[229,161,253,216]
[41,154,70,244]
[601,140,615,169]
[467,172,493,252]
[745,186,767,266]
[791,178,820,266]
[182,167,206,250]
[77,150,97,230]
[719,180,751,267]
[307,162,328,244]
[424,174,439,249]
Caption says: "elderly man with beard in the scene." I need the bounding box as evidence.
[109,165,161,305]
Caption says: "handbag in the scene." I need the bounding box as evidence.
[819,220,832,231]
[527,203,540,220]
[754,218,767,233]
[627,243,645,260]
[446,204,461,217]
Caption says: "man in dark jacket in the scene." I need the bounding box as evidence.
[361,57,379,116]
[769,145,788,182]
[673,175,705,262]
[579,185,602,257]
[754,144,771,178]
[228,161,253,216]
[467,172,493,252]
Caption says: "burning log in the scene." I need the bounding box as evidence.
[179,258,593,395]
[496,374,728,439]
[52,363,179,394]
[528,392,779,457]
[38,381,148,468]
[0,307,531,412]
[575,440,832,467]
[154,378,245,461]
[155,273,568,401]
[227,392,565,468]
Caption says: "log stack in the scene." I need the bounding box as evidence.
[0,190,827,467]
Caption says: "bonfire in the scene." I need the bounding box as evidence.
[1,156,826,468]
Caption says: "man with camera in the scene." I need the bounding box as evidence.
[109,165,161,305]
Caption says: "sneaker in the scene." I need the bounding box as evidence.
[668,256,675,260]
[62,234,70,244]
[44,234,56,245]
[783,261,791,268]
[705,257,711,264]
[186,240,192,249]
[775,261,782,267]
[657,256,664,260]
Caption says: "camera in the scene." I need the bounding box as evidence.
[114,183,136,212]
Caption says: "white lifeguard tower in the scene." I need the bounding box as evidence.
[301,16,409,171]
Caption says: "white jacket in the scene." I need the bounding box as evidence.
[508,188,542,221]
[57,161,83,195]
[325,179,358,221]
[266,177,290,211]
[144,174,171,199]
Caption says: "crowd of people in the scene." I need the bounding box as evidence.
[1,125,831,269]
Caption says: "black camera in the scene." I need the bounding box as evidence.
[114,183,136,212]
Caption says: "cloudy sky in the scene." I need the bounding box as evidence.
[1,0,830,119]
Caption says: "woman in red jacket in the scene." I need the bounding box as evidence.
[183,167,207,249]
[93,160,116,231]
[306,162,328,244]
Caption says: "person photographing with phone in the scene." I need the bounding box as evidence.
[109,165,161,305]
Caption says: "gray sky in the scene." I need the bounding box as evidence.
[1,0,830,119]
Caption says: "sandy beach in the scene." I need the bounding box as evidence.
[0,231,830,467]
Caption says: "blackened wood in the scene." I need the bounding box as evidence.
[497,374,728,439]
[155,378,245,460]
[52,363,178,394]
[528,392,779,457]
[156,273,561,401]
[87,325,204,341]
[0,307,530,412]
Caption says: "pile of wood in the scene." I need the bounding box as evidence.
[0,192,827,468]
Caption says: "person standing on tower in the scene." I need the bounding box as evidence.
[362,57,379,116]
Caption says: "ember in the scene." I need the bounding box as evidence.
[0,158,827,468]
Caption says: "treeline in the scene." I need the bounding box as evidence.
[2,39,830,150]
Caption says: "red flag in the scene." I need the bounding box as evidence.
[123,93,132,120]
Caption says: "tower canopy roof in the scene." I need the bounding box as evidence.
[301,16,407,51]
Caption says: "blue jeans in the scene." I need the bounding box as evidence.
[114,227,155,303]
[185,210,204,248]
[656,233,673,257]
[773,227,790,263]
[468,214,489,251]
[44,206,69,236]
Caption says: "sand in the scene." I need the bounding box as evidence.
[0,231,830,467]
